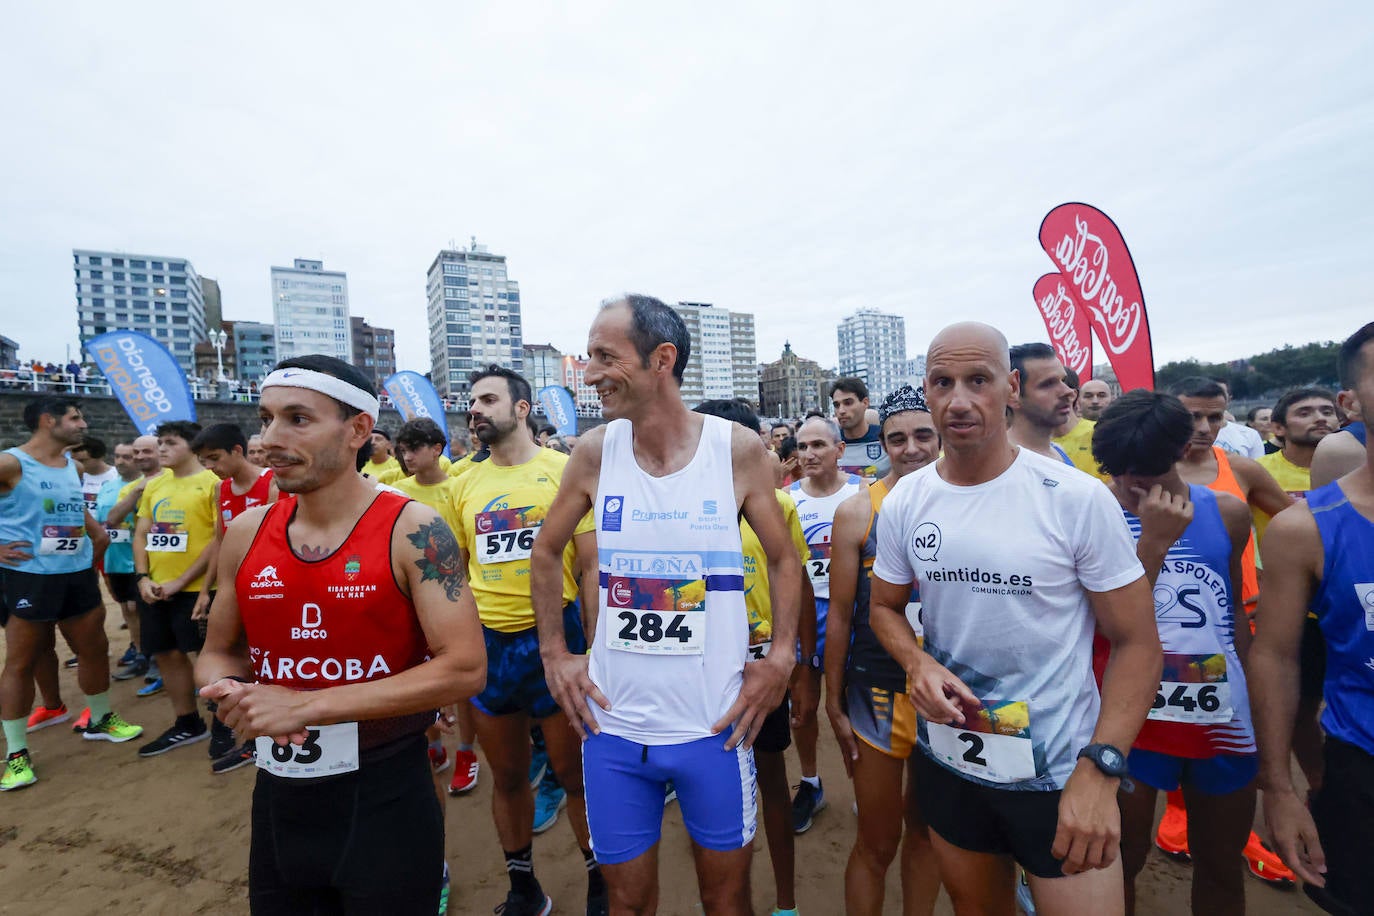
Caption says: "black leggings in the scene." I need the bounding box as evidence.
[249,735,443,915]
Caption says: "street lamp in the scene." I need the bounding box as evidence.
[209,329,228,383]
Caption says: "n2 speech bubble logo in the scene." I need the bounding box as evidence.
[911,522,942,562]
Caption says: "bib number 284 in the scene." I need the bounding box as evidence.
[610,609,703,655]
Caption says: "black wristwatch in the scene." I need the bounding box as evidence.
[806,653,823,670]
[1077,743,1129,780]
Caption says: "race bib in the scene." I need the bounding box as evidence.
[747,640,771,661]
[806,543,831,585]
[926,700,1036,784]
[255,722,359,779]
[146,531,187,552]
[1357,583,1374,631]
[1149,653,1231,724]
[606,574,706,655]
[477,527,537,564]
[39,525,85,556]
[106,528,132,544]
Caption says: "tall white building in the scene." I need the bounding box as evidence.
[271,259,352,363]
[671,302,758,407]
[426,242,523,399]
[72,249,206,373]
[837,308,907,402]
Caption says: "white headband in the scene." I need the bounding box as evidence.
[261,368,380,421]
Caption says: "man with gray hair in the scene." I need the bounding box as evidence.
[787,415,863,833]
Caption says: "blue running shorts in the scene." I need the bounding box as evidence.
[582,730,757,865]
[1128,748,1258,795]
[796,597,830,663]
[473,601,586,719]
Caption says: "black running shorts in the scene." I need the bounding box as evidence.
[1310,737,1374,913]
[754,692,792,755]
[138,591,204,656]
[249,734,444,914]
[0,568,102,623]
[915,750,1066,879]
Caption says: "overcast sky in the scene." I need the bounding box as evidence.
[2,3,1370,376]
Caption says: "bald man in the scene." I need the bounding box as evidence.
[867,322,1159,915]
[1080,380,1115,421]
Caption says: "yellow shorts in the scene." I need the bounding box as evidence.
[846,681,916,759]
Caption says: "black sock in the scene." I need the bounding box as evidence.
[583,847,605,896]
[176,712,203,729]
[505,845,539,896]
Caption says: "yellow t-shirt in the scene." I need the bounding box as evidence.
[365,455,403,482]
[1254,450,1311,546]
[451,448,594,632]
[137,468,219,590]
[446,454,473,478]
[391,475,465,536]
[1053,418,1108,481]
[741,490,811,658]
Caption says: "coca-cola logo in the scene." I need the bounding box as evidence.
[1032,274,1092,378]
[1046,215,1141,356]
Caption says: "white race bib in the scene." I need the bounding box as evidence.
[1149,653,1232,724]
[255,722,359,779]
[926,701,1037,784]
[477,527,537,564]
[146,531,187,552]
[806,556,830,584]
[39,526,85,556]
[605,574,706,656]
[107,528,132,544]
[747,639,771,661]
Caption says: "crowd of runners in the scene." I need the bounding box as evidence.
[0,297,1370,916]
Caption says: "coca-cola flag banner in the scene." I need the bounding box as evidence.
[84,331,196,434]
[1032,273,1093,382]
[382,371,450,458]
[1038,202,1155,391]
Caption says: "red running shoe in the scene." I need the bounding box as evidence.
[448,748,479,795]
[1243,832,1296,888]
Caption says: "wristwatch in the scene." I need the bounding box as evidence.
[1077,743,1129,779]
[806,653,823,670]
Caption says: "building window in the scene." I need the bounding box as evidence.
[112,258,124,267]
[130,259,146,268]
[151,261,164,270]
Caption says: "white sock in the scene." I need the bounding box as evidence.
[801,775,820,789]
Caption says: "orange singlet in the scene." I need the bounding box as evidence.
[1206,447,1259,611]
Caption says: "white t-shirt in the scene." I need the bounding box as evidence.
[873,448,1144,790]
[81,466,120,513]
[1215,423,1264,459]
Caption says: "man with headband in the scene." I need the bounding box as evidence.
[825,384,944,914]
[196,355,486,914]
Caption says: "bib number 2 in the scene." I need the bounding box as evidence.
[926,705,1037,784]
[255,722,359,779]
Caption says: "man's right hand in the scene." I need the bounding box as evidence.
[1131,484,1193,548]
[543,650,609,740]
[906,655,979,725]
[1264,788,1327,887]
[0,541,32,567]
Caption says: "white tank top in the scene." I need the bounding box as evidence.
[789,474,862,600]
[589,415,748,745]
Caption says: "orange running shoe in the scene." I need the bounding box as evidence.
[1154,790,1191,861]
[26,704,69,733]
[70,707,91,732]
[1243,832,1295,888]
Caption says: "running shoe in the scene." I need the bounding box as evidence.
[211,742,256,775]
[63,656,78,669]
[1153,796,1190,861]
[771,910,798,916]
[83,711,143,743]
[448,748,479,795]
[533,775,567,834]
[136,677,164,698]
[528,743,548,789]
[71,707,91,732]
[112,654,149,681]
[437,862,450,916]
[494,885,552,916]
[137,719,208,757]
[1,750,35,792]
[791,780,827,834]
[208,722,236,760]
[144,660,161,684]
[26,704,69,733]
[1243,832,1296,888]
[117,644,138,667]
[429,744,452,774]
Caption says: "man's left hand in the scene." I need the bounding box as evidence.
[211,682,311,747]
[712,654,792,751]
[1052,759,1122,874]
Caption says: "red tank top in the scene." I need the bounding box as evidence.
[219,468,274,532]
[236,491,433,747]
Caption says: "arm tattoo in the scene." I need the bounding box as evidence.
[406,518,465,601]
